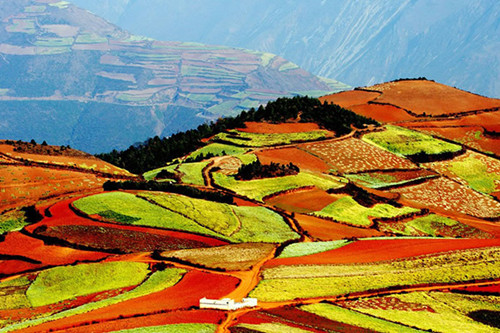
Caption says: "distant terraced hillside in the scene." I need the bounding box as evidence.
[0,0,347,153]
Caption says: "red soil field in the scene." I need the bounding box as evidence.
[349,103,417,123]
[266,188,337,213]
[255,147,331,173]
[0,165,106,211]
[451,284,500,295]
[348,169,437,188]
[24,198,228,247]
[63,310,225,333]
[0,143,132,177]
[0,260,40,276]
[0,232,109,274]
[400,110,500,129]
[232,309,325,333]
[294,214,384,240]
[339,296,435,312]
[392,177,500,219]
[20,271,239,333]
[366,80,500,116]
[238,122,322,134]
[319,90,380,108]
[301,138,417,173]
[264,238,500,267]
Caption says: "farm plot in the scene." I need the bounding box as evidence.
[186,143,248,161]
[277,240,352,259]
[161,243,276,271]
[176,161,210,186]
[213,171,344,202]
[319,90,380,108]
[378,214,492,239]
[74,192,298,243]
[301,303,423,333]
[345,169,437,189]
[0,165,105,210]
[362,125,462,156]
[213,129,331,147]
[266,187,337,213]
[251,246,500,302]
[366,79,500,116]
[422,150,500,194]
[339,291,500,333]
[392,177,500,218]
[349,103,417,123]
[301,138,417,173]
[238,122,323,134]
[311,196,419,227]
[294,214,384,240]
[255,147,331,173]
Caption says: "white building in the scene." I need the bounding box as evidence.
[199,297,258,310]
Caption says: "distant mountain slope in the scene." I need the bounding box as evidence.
[0,0,347,153]
[72,0,500,98]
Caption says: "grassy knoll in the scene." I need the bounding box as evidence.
[363,125,461,156]
[277,240,351,259]
[3,269,185,332]
[141,192,299,243]
[116,323,217,333]
[250,247,500,302]
[301,303,424,333]
[26,262,149,307]
[213,129,329,147]
[311,196,418,227]
[187,143,248,160]
[213,171,344,202]
[347,292,500,333]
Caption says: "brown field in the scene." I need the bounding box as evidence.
[162,243,276,271]
[264,238,500,267]
[366,80,500,116]
[266,188,337,213]
[392,177,500,219]
[319,90,380,108]
[238,122,322,134]
[295,214,384,240]
[0,165,105,210]
[255,147,331,173]
[349,103,417,122]
[339,296,435,312]
[0,143,132,177]
[301,138,417,173]
[402,110,500,129]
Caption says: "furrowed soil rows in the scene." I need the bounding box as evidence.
[301,138,417,173]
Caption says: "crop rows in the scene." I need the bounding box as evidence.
[302,138,417,173]
[213,129,330,147]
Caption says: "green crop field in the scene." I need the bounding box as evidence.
[75,33,108,44]
[348,292,500,333]
[213,171,344,202]
[447,155,500,194]
[26,261,149,307]
[363,125,462,156]
[187,143,248,161]
[235,323,311,333]
[3,268,185,332]
[301,303,424,333]
[213,129,330,147]
[0,276,31,311]
[143,164,178,181]
[277,240,351,258]
[141,192,299,243]
[250,247,500,302]
[311,196,419,227]
[0,209,30,234]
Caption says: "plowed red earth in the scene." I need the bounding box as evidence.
[319,90,380,108]
[20,271,239,333]
[62,310,225,333]
[255,147,331,173]
[349,103,417,122]
[238,122,322,133]
[0,260,40,276]
[451,284,500,295]
[266,188,336,213]
[232,309,323,332]
[264,238,500,267]
[400,110,500,129]
[339,296,435,312]
[0,232,109,274]
[25,198,227,247]
[366,80,500,116]
[294,214,384,240]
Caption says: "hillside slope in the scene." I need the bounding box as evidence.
[73,0,500,98]
[0,0,347,153]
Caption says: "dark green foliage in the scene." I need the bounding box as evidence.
[235,160,300,180]
[97,96,378,174]
[468,310,500,328]
[155,169,180,181]
[103,180,234,204]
